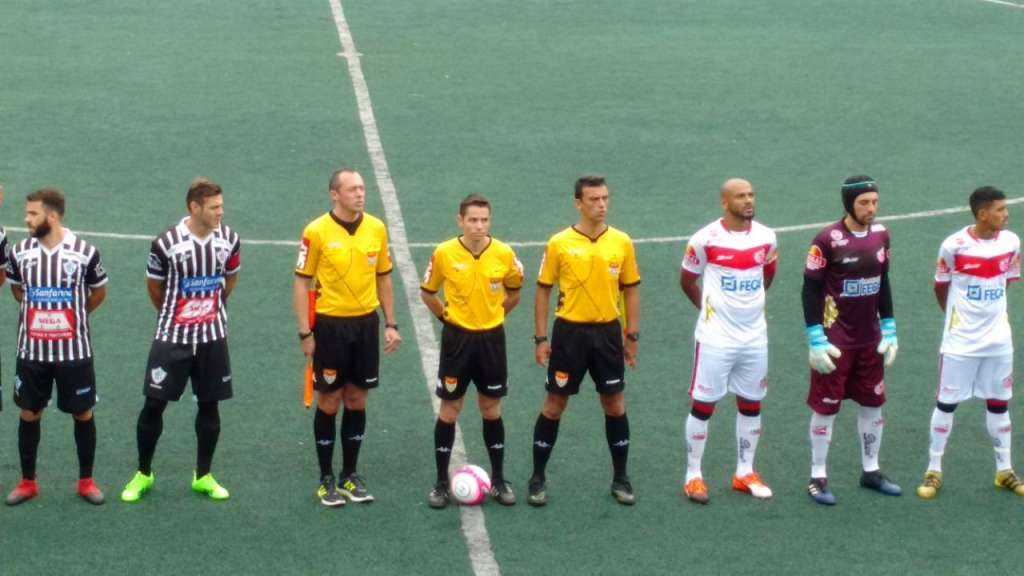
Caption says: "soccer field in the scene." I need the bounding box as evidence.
[2,1,1024,574]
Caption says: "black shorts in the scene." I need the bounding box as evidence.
[313,312,380,392]
[14,357,96,414]
[144,338,233,402]
[546,318,625,396]
[436,323,508,401]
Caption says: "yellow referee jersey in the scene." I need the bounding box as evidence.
[295,211,393,317]
[537,226,640,323]
[421,237,523,330]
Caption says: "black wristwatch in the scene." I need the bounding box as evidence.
[299,330,313,340]
[385,323,399,330]
[533,335,548,345]
[625,331,640,342]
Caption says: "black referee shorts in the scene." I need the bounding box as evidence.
[313,312,380,392]
[436,322,507,401]
[15,357,96,414]
[546,318,625,396]
[143,338,233,402]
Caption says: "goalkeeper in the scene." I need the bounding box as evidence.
[801,175,901,506]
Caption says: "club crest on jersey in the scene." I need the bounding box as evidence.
[443,376,458,393]
[216,248,229,264]
[806,245,827,271]
[489,277,502,292]
[608,263,620,278]
[322,369,337,385]
[753,249,766,265]
[554,371,569,388]
[150,367,167,384]
[62,260,78,277]
[876,247,887,263]
[366,251,378,266]
[829,229,848,247]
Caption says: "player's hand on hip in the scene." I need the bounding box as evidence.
[535,341,551,367]
[300,336,316,359]
[806,324,841,374]
[383,326,401,354]
[876,317,898,367]
[624,339,638,368]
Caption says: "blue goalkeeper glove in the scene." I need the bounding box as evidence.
[877,317,898,367]
[806,324,841,374]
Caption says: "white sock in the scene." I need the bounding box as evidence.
[809,412,835,479]
[928,408,954,472]
[685,414,709,482]
[858,406,884,473]
[735,413,761,477]
[986,410,1013,471]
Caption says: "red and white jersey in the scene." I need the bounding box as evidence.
[935,226,1020,357]
[682,219,777,348]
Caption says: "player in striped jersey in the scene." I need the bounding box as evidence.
[121,178,241,503]
[918,186,1024,499]
[5,188,108,506]
[0,185,8,414]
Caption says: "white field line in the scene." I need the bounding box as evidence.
[27,198,1021,251]
[977,0,1024,8]
[326,2,501,576]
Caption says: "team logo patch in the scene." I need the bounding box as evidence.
[148,252,162,271]
[830,229,843,241]
[874,381,886,395]
[367,251,378,266]
[806,245,827,271]
[14,376,22,394]
[684,245,700,267]
[444,376,458,393]
[554,371,569,388]
[28,308,75,340]
[759,377,768,389]
[150,367,167,384]
[999,256,1010,272]
[935,258,950,275]
[608,264,620,278]
[216,249,229,264]
[323,369,337,385]
[753,249,766,265]
[1003,376,1014,389]
[296,238,310,270]
[62,260,78,277]
[876,247,887,264]
[422,258,434,284]
[812,425,829,436]
[489,277,502,292]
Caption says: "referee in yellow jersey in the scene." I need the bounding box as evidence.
[293,169,401,507]
[529,175,641,506]
[420,194,524,508]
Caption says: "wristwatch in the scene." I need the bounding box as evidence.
[533,335,548,345]
[625,331,640,342]
[298,331,313,340]
[385,323,399,330]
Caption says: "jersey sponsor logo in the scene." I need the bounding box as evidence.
[841,256,859,264]
[840,276,881,298]
[179,275,223,294]
[806,245,827,271]
[720,275,762,293]
[75,386,91,396]
[150,367,167,385]
[876,247,887,264]
[443,376,458,393]
[684,245,700,267]
[27,308,76,340]
[554,371,569,388]
[173,295,220,325]
[966,284,1004,301]
[27,286,73,304]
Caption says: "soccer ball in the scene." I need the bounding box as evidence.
[450,464,491,505]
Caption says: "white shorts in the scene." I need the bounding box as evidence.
[937,353,1013,404]
[688,341,768,403]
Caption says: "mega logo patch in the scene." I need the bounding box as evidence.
[27,308,75,340]
[174,296,219,325]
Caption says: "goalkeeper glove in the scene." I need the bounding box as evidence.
[877,317,898,367]
[806,324,841,374]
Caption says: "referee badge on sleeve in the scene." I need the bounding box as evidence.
[296,238,310,270]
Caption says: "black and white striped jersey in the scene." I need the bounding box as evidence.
[6,230,107,362]
[147,218,241,344]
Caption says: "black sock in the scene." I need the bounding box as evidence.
[532,414,560,480]
[195,401,221,477]
[434,419,456,485]
[341,408,366,477]
[136,397,167,475]
[18,419,41,481]
[314,408,336,478]
[74,417,97,479]
[605,413,630,479]
[482,417,505,482]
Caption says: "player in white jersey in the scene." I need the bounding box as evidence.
[5,188,108,506]
[679,178,777,504]
[917,186,1024,499]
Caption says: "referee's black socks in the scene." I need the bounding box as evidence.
[482,417,505,482]
[18,418,41,481]
[532,414,560,480]
[434,419,456,484]
[341,409,366,478]
[74,417,96,479]
[605,413,630,479]
[314,408,336,478]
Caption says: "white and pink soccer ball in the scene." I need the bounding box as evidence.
[450,465,491,505]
